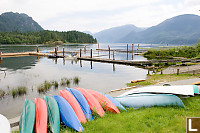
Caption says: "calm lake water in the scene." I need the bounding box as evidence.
[0,43,194,118]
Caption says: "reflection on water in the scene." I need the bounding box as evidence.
[0,43,150,118]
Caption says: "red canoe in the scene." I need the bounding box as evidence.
[34,98,48,133]
[86,89,120,114]
[74,87,105,117]
[60,90,87,123]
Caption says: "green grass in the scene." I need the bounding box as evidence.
[56,96,200,133]
[127,74,200,87]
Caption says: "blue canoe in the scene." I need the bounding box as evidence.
[53,95,83,132]
[98,92,126,111]
[67,88,93,121]
[115,93,185,109]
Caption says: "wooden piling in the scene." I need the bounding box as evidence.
[80,49,82,57]
[84,45,86,52]
[90,49,92,58]
[148,69,150,75]
[55,48,57,55]
[109,47,110,59]
[37,46,39,53]
[98,43,99,49]
[138,44,139,48]
[113,50,115,60]
[161,70,163,75]
[63,47,65,56]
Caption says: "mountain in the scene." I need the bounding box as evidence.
[120,14,200,44]
[93,24,145,43]
[0,12,43,32]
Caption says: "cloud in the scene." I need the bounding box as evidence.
[0,0,200,32]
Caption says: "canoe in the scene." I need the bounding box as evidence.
[19,99,35,133]
[60,90,87,123]
[131,79,145,83]
[0,114,11,133]
[120,85,194,97]
[53,95,83,132]
[98,92,126,111]
[74,87,105,117]
[115,93,185,109]
[86,89,120,114]
[44,96,60,133]
[35,98,48,133]
[67,88,93,121]
[192,85,199,94]
[191,81,200,85]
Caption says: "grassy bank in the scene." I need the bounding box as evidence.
[57,96,200,133]
[127,74,200,87]
[144,43,200,59]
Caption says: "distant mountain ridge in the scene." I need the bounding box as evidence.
[93,24,146,43]
[0,12,43,32]
[94,14,200,44]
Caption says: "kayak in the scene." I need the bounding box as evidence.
[86,89,120,114]
[120,85,194,96]
[19,99,35,133]
[53,95,83,132]
[98,92,126,111]
[35,98,48,133]
[0,114,11,133]
[67,88,93,121]
[60,90,87,123]
[115,93,185,109]
[44,96,60,133]
[74,87,105,117]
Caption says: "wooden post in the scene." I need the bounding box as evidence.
[161,70,163,75]
[132,44,134,60]
[98,43,99,49]
[84,45,86,52]
[80,49,82,57]
[55,47,57,56]
[108,45,110,50]
[113,50,115,60]
[138,44,139,48]
[63,47,65,56]
[127,44,128,60]
[148,69,150,75]
[37,46,39,53]
[109,47,110,59]
[177,69,179,75]
[90,49,92,58]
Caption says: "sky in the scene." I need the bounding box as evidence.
[0,0,200,33]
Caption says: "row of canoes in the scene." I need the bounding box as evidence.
[115,85,200,109]
[19,87,126,133]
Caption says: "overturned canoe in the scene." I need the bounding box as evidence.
[86,89,120,114]
[19,99,35,133]
[192,85,199,94]
[67,88,93,121]
[53,95,83,132]
[44,96,60,133]
[0,114,11,133]
[120,85,194,97]
[98,92,126,111]
[35,98,48,133]
[60,90,87,123]
[74,87,105,117]
[115,93,185,109]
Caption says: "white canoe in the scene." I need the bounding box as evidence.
[120,85,194,97]
[0,114,11,133]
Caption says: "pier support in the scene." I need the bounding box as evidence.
[37,46,39,53]
[98,43,99,49]
[177,69,179,75]
[55,48,57,56]
[113,50,115,60]
[90,49,92,58]
[80,49,82,57]
[63,48,65,56]
[109,46,110,59]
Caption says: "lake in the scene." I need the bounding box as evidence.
[0,43,194,119]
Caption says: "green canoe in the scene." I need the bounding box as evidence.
[44,96,60,133]
[19,99,35,133]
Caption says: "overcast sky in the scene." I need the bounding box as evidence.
[0,0,200,33]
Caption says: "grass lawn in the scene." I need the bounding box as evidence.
[58,96,200,133]
[126,74,200,87]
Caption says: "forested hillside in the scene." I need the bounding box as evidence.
[0,30,97,44]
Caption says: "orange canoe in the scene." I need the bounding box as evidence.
[60,90,87,123]
[74,87,105,117]
[35,98,48,133]
[86,89,120,114]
